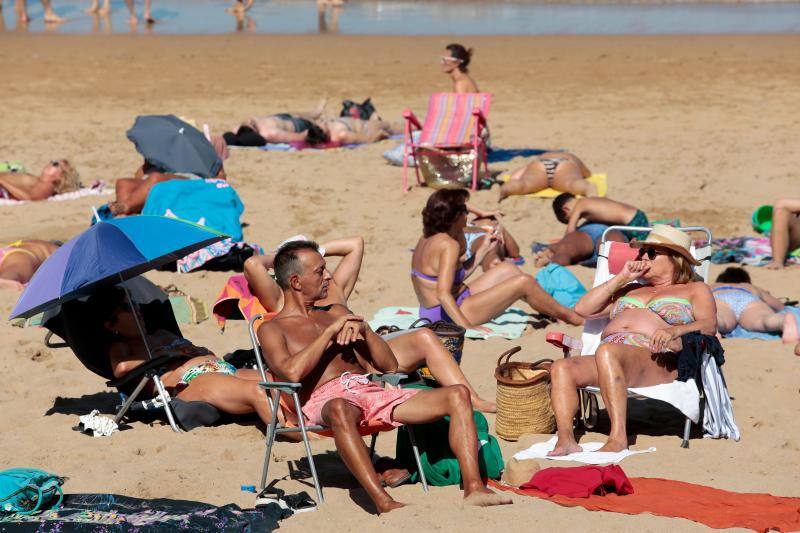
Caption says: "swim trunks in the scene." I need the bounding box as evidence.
[622,209,650,241]
[179,359,237,385]
[301,373,420,428]
[577,222,614,266]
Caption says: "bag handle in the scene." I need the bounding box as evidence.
[496,346,522,367]
[409,317,432,329]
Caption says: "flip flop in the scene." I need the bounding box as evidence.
[380,469,412,488]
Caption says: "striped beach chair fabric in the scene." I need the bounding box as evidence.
[402,92,492,192]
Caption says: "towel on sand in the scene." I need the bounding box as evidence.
[711,236,800,266]
[490,477,800,532]
[496,172,607,198]
[513,436,656,465]
[369,306,530,339]
[723,306,800,340]
[0,180,111,206]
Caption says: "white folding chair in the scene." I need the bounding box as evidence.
[547,226,739,448]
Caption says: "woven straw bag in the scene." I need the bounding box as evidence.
[494,346,556,441]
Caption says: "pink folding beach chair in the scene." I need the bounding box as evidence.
[402,92,492,192]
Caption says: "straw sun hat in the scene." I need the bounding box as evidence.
[629,224,700,266]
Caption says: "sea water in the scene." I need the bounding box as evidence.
[3,0,800,35]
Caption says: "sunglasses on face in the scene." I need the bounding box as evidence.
[440,56,461,64]
[637,247,666,260]
[50,160,60,168]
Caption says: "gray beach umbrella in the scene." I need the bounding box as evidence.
[126,115,222,179]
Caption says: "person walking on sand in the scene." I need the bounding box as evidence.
[87,0,153,25]
[257,240,512,513]
[13,0,63,23]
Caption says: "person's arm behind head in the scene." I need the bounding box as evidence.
[318,236,364,302]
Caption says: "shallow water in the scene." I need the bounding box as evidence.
[3,0,800,35]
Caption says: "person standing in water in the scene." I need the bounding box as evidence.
[12,0,64,24]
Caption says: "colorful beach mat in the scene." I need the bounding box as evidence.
[711,236,800,267]
[369,306,531,339]
[0,493,288,531]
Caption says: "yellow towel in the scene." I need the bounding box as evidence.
[497,172,607,198]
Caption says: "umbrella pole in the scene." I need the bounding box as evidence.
[120,277,183,433]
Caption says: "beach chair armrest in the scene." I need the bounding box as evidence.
[259,381,302,395]
[403,110,423,130]
[546,332,583,356]
[371,373,408,387]
[107,354,178,388]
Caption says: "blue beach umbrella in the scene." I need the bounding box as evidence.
[9,216,226,320]
[126,115,222,179]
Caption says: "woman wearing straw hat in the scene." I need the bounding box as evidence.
[548,225,717,455]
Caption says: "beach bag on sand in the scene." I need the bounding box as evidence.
[340,98,376,120]
[495,347,556,441]
[409,318,465,381]
[396,389,503,486]
[417,147,487,190]
[0,468,65,515]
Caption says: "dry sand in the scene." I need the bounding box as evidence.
[0,33,799,530]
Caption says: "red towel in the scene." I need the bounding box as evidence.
[490,477,800,532]
[522,465,634,498]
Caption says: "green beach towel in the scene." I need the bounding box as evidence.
[396,385,503,486]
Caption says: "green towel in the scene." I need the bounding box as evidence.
[396,385,503,486]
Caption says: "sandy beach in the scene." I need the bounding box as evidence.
[1,33,799,530]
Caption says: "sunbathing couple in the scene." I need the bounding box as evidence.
[223,102,399,147]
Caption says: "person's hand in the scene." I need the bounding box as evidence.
[649,327,679,353]
[326,314,365,345]
[619,260,650,283]
[476,230,499,258]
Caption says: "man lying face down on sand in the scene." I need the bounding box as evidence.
[257,240,512,513]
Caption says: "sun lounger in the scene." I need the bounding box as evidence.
[546,226,740,447]
[402,92,492,192]
[247,315,429,504]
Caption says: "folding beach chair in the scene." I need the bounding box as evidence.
[42,277,220,434]
[546,226,740,448]
[402,92,492,192]
[247,315,429,504]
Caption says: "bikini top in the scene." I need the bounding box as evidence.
[609,296,695,326]
[411,267,467,285]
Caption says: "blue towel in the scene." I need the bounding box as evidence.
[724,306,800,340]
[535,263,587,308]
[142,179,244,242]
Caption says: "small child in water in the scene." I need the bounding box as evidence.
[552,193,650,242]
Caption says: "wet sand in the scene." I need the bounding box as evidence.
[0,33,799,530]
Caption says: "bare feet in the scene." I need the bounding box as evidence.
[547,436,582,457]
[765,260,784,270]
[596,438,628,453]
[97,6,110,15]
[471,395,497,413]
[44,10,64,22]
[782,313,799,343]
[463,487,513,507]
[533,248,553,268]
[375,497,406,514]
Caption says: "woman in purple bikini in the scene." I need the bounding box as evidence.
[410,189,583,332]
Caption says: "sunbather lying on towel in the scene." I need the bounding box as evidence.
[711,267,799,343]
[0,159,80,201]
[533,194,649,267]
[109,159,227,216]
[548,225,717,455]
[92,286,273,424]
[463,204,522,271]
[317,116,401,145]
[412,189,584,331]
[256,240,512,512]
[0,239,60,290]
[498,151,595,202]
[223,103,329,146]
[244,235,496,412]
[765,198,800,270]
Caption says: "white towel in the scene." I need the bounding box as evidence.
[513,436,655,465]
[77,409,119,437]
